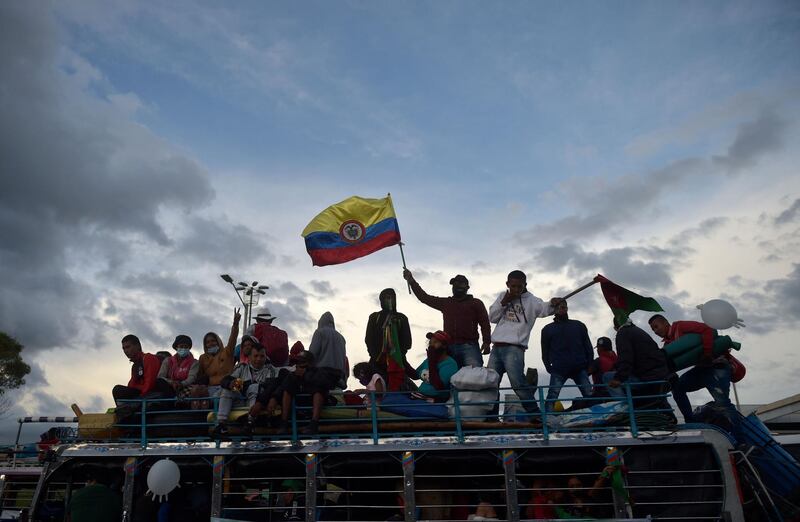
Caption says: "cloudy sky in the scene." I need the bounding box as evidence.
[1,1,799,441]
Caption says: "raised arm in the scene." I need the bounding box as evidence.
[225,308,242,352]
[403,269,447,310]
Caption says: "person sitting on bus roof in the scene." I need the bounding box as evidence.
[112,334,162,410]
[213,342,279,437]
[249,306,290,367]
[415,331,458,402]
[352,361,386,406]
[403,269,491,368]
[541,298,594,411]
[588,336,618,387]
[271,350,344,435]
[235,334,260,365]
[156,334,200,400]
[603,317,672,409]
[309,311,349,391]
[648,314,736,423]
[488,270,557,415]
[68,466,122,522]
[193,308,240,403]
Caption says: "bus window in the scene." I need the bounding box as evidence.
[516,447,615,520]
[130,457,211,522]
[32,459,125,522]
[413,450,506,521]
[221,455,306,521]
[621,443,725,519]
[317,453,402,521]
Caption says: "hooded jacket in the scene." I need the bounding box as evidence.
[198,321,239,386]
[540,315,594,375]
[309,312,349,388]
[365,288,412,360]
[614,323,669,382]
[489,291,553,348]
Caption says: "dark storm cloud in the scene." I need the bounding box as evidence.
[713,109,787,172]
[0,3,243,353]
[259,282,317,341]
[309,280,335,296]
[775,199,800,225]
[765,264,800,323]
[531,242,675,291]
[179,217,275,268]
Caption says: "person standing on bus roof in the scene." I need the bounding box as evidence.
[487,270,558,414]
[403,269,490,368]
[365,288,413,391]
[648,314,736,423]
[112,334,162,408]
[541,299,594,410]
[308,311,349,390]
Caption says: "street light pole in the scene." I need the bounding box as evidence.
[220,275,268,330]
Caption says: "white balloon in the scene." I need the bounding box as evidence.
[146,458,181,501]
[699,299,739,330]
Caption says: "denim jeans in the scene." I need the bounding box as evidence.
[449,342,484,368]
[487,345,537,413]
[545,370,593,411]
[217,383,260,422]
[671,362,734,422]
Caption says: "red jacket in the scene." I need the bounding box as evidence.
[409,280,491,345]
[664,320,715,358]
[252,323,290,366]
[127,353,161,395]
[590,350,619,384]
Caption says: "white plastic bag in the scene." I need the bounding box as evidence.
[450,366,500,391]
[447,388,498,419]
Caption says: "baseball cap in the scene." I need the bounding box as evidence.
[596,337,612,350]
[449,274,469,285]
[426,330,453,345]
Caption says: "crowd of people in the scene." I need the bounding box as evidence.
[112,268,740,435]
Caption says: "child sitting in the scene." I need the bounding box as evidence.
[352,362,386,406]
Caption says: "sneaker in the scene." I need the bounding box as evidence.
[212,422,229,438]
[242,420,255,437]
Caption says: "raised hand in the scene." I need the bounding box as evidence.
[233,307,242,325]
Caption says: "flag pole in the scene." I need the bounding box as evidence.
[563,278,599,299]
[388,192,412,294]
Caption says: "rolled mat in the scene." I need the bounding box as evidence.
[668,335,741,371]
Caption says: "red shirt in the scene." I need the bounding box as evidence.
[664,320,715,358]
[252,323,290,366]
[409,280,491,345]
[127,352,161,395]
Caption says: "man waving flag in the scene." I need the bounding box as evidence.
[302,195,402,266]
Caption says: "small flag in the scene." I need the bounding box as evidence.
[594,274,664,324]
[301,195,401,266]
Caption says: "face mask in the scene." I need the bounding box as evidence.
[381,297,394,311]
[452,287,468,298]
[176,348,190,358]
[207,346,220,355]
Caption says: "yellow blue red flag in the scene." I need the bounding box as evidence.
[301,195,401,266]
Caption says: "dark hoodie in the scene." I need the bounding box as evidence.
[365,288,412,360]
[309,312,349,387]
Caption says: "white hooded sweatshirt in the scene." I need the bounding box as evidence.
[489,291,553,348]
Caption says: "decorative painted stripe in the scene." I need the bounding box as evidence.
[19,417,78,423]
[305,453,317,471]
[124,458,137,474]
[304,217,399,251]
[307,230,401,266]
[502,449,515,466]
[402,451,414,469]
[213,455,225,473]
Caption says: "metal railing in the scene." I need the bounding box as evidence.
[85,381,677,448]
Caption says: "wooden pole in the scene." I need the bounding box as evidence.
[563,279,600,299]
[388,192,412,294]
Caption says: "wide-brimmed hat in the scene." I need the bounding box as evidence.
[426,330,452,345]
[254,306,277,322]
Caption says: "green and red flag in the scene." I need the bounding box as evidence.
[594,274,664,324]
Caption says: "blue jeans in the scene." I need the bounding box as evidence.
[545,370,592,411]
[487,345,537,413]
[449,342,484,368]
[603,372,639,397]
[671,362,734,422]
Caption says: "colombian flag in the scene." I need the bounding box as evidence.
[302,195,401,266]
